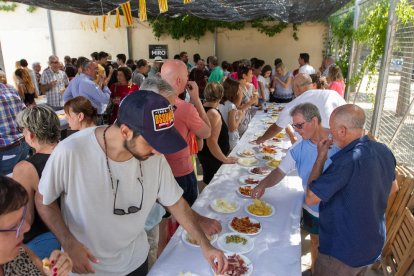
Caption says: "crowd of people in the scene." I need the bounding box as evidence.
[0,49,397,276]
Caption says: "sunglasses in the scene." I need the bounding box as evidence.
[113,178,144,215]
[292,121,307,130]
[0,205,27,238]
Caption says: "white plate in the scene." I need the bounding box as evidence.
[237,149,256,157]
[210,199,240,214]
[248,167,271,176]
[177,273,201,276]
[217,233,254,255]
[238,175,263,185]
[266,159,281,169]
[254,132,265,137]
[213,253,253,276]
[228,217,262,236]
[237,158,260,167]
[181,230,218,247]
[236,185,255,198]
[255,153,276,162]
[244,201,275,218]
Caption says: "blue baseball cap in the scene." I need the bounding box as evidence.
[117,90,187,154]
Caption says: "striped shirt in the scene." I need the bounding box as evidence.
[40,68,68,107]
[0,83,25,147]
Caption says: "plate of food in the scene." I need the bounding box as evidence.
[260,145,277,154]
[237,157,260,167]
[237,148,255,157]
[255,153,276,162]
[237,185,255,198]
[275,133,285,139]
[177,272,200,276]
[214,253,253,276]
[238,175,263,185]
[181,230,218,248]
[211,198,240,214]
[266,159,281,169]
[228,216,262,235]
[245,199,275,218]
[248,167,271,176]
[254,132,265,138]
[217,233,254,255]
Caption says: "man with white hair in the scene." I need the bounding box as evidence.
[40,55,69,110]
[256,73,346,144]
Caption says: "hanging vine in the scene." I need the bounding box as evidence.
[148,15,298,41]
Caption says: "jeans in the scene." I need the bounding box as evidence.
[26,232,61,259]
[0,140,30,175]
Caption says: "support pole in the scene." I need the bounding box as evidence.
[213,27,217,57]
[127,26,133,59]
[344,0,360,101]
[389,97,414,147]
[47,10,56,55]
[370,0,398,137]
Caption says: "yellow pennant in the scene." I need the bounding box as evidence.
[89,20,94,31]
[115,7,121,28]
[80,21,86,31]
[139,0,147,21]
[102,15,107,32]
[183,0,193,3]
[158,0,168,13]
[121,1,133,26]
[93,17,99,32]
[107,11,112,28]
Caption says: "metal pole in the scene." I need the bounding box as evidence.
[213,27,217,57]
[127,26,133,59]
[389,97,414,147]
[344,0,360,101]
[370,0,398,137]
[0,41,5,73]
[47,10,56,55]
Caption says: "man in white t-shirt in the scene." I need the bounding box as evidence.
[36,91,228,276]
[298,53,316,75]
[256,73,346,144]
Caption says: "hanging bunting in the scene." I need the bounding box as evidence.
[80,21,87,31]
[115,7,122,28]
[158,0,168,13]
[107,11,113,28]
[183,0,193,3]
[93,17,99,32]
[102,15,107,32]
[121,1,133,26]
[139,0,147,21]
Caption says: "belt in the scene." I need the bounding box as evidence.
[0,139,24,153]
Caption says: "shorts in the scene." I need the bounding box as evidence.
[314,253,368,276]
[163,172,198,218]
[301,208,319,235]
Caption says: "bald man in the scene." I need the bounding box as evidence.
[305,104,398,276]
[159,60,219,254]
[256,73,345,144]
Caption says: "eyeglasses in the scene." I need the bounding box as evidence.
[50,61,59,64]
[292,121,307,130]
[0,205,27,238]
[103,126,144,216]
[113,177,144,215]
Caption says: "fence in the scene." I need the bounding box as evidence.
[330,0,414,170]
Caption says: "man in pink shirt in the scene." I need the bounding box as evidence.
[159,59,220,253]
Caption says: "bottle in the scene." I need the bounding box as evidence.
[263,102,268,113]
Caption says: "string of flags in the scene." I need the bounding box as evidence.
[79,0,194,32]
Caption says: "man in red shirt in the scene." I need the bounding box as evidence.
[159,60,221,254]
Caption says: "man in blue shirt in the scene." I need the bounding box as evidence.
[63,60,110,122]
[306,104,398,276]
[252,103,340,273]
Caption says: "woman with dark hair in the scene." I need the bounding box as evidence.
[0,175,72,275]
[64,96,97,130]
[258,65,272,102]
[237,65,258,136]
[198,83,237,184]
[12,106,61,260]
[108,67,138,124]
[14,68,37,106]
[219,78,245,150]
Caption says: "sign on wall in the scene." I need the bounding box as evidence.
[149,45,168,59]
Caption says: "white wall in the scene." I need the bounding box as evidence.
[0,3,327,85]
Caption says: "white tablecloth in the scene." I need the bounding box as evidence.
[149,107,304,276]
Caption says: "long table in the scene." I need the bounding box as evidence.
[149,106,304,276]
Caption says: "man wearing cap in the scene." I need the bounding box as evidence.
[148,56,163,78]
[36,90,227,275]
